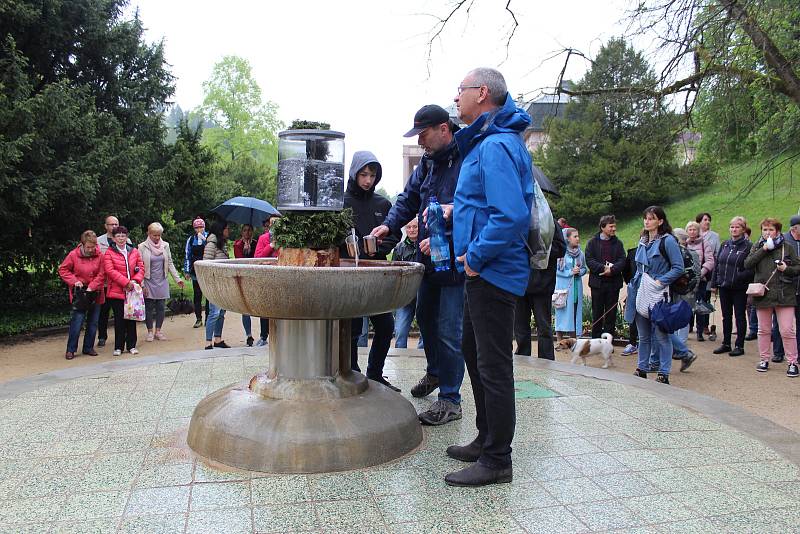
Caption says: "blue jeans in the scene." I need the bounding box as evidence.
[205,302,226,341]
[416,278,465,404]
[67,303,101,353]
[242,315,268,340]
[748,304,759,336]
[357,317,369,347]
[394,299,416,349]
[636,312,673,375]
[671,325,690,357]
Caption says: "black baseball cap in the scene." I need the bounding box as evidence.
[403,105,450,137]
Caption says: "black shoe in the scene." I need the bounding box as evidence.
[744,333,758,341]
[729,347,745,357]
[656,373,670,385]
[680,351,697,372]
[696,333,705,342]
[788,363,799,378]
[97,338,106,347]
[369,375,401,392]
[757,360,769,372]
[410,373,439,398]
[772,354,785,363]
[205,344,213,350]
[672,353,683,360]
[82,350,99,356]
[213,341,231,349]
[246,336,254,347]
[708,325,717,341]
[445,462,512,487]
[633,369,647,378]
[713,345,732,355]
[446,440,482,463]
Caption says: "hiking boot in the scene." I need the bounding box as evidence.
[744,333,758,341]
[772,354,785,363]
[446,439,482,463]
[369,375,401,392]
[696,333,705,342]
[633,369,647,378]
[445,463,512,487]
[757,360,769,372]
[788,363,799,378]
[418,399,462,426]
[97,338,106,347]
[708,325,717,341]
[410,373,439,398]
[680,351,697,372]
[246,336,254,347]
[713,345,732,354]
[193,318,203,328]
[621,344,638,356]
[656,373,670,385]
[729,347,745,357]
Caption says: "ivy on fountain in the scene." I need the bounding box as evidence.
[271,209,353,250]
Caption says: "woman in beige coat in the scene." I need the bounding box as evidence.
[138,222,185,341]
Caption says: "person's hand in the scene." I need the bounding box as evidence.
[370,225,389,245]
[178,279,185,288]
[763,243,771,251]
[457,254,478,277]
[125,281,135,290]
[777,261,787,272]
[142,285,148,297]
[572,266,580,275]
[74,281,84,289]
[441,204,453,220]
[422,207,428,225]
[419,238,431,256]
[655,280,664,288]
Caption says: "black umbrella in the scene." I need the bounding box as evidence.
[211,196,281,227]
[532,164,560,197]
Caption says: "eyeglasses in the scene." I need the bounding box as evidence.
[457,85,482,95]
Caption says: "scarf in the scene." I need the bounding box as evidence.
[756,233,784,250]
[146,237,165,256]
[558,245,582,271]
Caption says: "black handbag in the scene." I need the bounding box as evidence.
[72,286,97,312]
[168,290,194,315]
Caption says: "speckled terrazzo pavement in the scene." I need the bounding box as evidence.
[1,350,799,533]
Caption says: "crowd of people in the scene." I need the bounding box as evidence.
[57,66,799,489]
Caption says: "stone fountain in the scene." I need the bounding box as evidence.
[187,129,424,473]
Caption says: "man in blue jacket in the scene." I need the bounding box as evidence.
[444,68,533,487]
[372,104,466,426]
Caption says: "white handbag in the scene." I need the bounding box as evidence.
[552,289,569,309]
[636,272,667,319]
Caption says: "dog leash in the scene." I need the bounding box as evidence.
[577,298,626,338]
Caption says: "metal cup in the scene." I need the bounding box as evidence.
[363,235,377,255]
[345,234,359,258]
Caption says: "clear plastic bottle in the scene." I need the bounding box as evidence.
[427,196,450,272]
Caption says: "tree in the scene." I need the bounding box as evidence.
[541,39,684,221]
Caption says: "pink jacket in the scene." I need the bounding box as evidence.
[686,235,715,279]
[255,232,279,258]
[102,245,145,300]
[58,246,106,304]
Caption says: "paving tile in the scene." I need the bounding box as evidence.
[375,493,447,524]
[309,471,370,500]
[622,493,697,523]
[733,460,800,482]
[566,452,631,476]
[0,495,66,524]
[51,518,119,533]
[135,463,194,488]
[190,481,251,510]
[592,472,660,498]
[387,520,453,534]
[568,499,647,531]
[450,511,525,533]
[316,499,382,530]
[541,476,614,504]
[186,507,252,534]
[194,462,250,483]
[126,486,190,515]
[251,475,310,504]
[484,480,554,511]
[119,514,186,534]
[639,468,715,492]
[515,456,583,482]
[253,502,318,532]
[59,490,130,521]
[512,505,590,533]
[365,468,428,496]
[0,522,53,534]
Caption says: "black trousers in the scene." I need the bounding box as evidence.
[192,279,209,321]
[629,319,638,345]
[97,299,112,341]
[108,298,137,351]
[719,286,748,349]
[462,277,517,469]
[514,293,554,360]
[350,313,394,379]
[590,286,620,339]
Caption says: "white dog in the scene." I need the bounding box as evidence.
[557,333,615,369]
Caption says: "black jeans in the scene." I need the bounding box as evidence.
[590,286,620,339]
[719,286,748,348]
[463,277,517,469]
[629,320,638,345]
[192,279,209,321]
[694,281,710,334]
[97,299,112,341]
[350,313,394,379]
[514,293,554,360]
[108,298,137,351]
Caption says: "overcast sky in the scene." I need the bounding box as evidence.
[130,0,628,194]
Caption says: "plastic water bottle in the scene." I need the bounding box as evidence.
[428,196,450,272]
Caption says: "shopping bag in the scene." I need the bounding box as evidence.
[635,273,667,319]
[124,284,146,321]
[524,180,555,269]
[552,289,569,309]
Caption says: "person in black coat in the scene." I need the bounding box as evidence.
[584,215,626,339]
[514,217,567,359]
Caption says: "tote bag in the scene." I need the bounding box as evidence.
[635,272,667,319]
[124,284,146,321]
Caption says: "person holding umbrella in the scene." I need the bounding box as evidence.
[235,223,269,346]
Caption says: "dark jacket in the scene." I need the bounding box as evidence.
[383,138,463,285]
[712,237,753,290]
[342,151,398,260]
[526,218,566,295]
[584,233,626,290]
[785,230,800,295]
[743,239,800,307]
[392,238,418,262]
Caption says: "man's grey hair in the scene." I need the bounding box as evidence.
[673,227,688,245]
[468,68,507,106]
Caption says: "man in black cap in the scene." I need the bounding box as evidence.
[371,104,466,426]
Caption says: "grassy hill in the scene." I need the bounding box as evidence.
[574,157,800,249]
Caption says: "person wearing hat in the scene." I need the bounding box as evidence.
[371,103,466,426]
[184,217,209,328]
[771,214,800,361]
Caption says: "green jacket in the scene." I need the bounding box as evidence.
[743,242,800,308]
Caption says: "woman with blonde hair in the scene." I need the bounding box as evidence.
[139,222,185,342]
[686,220,715,341]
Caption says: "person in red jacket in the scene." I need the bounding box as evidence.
[254,217,280,258]
[234,224,267,346]
[103,225,145,356]
[58,230,107,360]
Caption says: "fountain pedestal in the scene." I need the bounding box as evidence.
[187,258,424,473]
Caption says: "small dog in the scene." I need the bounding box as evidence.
[556,333,615,369]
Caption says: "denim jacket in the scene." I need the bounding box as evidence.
[624,233,685,323]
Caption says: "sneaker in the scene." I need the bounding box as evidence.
[112,349,122,356]
[680,351,697,372]
[713,345,732,355]
[213,341,231,349]
[255,338,268,347]
[410,373,439,398]
[633,369,647,378]
[728,347,745,357]
[788,363,799,378]
[246,336,254,347]
[656,373,670,385]
[772,354,785,363]
[621,344,638,356]
[418,399,462,426]
[757,360,769,372]
[129,348,139,355]
[193,319,203,328]
[145,332,154,342]
[97,338,106,348]
[205,344,213,350]
[154,332,167,341]
[708,325,717,341]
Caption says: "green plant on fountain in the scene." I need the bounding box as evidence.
[271,209,353,250]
